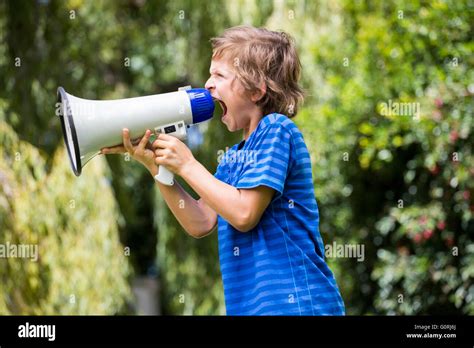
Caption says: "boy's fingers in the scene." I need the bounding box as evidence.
[154,157,163,165]
[137,130,151,150]
[152,139,169,149]
[154,148,167,157]
[101,146,125,154]
[122,128,134,153]
[157,133,174,142]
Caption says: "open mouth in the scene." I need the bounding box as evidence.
[213,97,228,117]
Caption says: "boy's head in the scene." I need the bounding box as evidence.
[205,26,304,132]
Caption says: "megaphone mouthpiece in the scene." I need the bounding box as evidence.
[186,89,214,124]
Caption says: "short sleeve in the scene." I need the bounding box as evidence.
[235,124,292,198]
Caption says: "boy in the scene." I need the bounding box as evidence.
[101,26,345,315]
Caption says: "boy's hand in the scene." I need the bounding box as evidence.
[100,128,156,173]
[152,133,195,176]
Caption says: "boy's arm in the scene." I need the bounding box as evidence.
[178,159,275,233]
[148,166,217,238]
[101,129,217,238]
[153,134,275,233]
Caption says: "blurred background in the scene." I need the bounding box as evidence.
[0,0,472,315]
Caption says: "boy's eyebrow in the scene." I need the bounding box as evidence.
[209,67,229,75]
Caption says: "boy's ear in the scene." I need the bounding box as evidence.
[250,82,266,103]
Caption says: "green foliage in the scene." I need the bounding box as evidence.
[0,0,472,315]
[0,105,131,314]
[155,190,225,315]
[294,0,473,314]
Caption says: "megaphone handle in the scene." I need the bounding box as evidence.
[154,165,174,186]
[152,120,188,186]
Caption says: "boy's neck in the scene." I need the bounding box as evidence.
[243,110,264,141]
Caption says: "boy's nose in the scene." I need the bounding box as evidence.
[205,77,214,91]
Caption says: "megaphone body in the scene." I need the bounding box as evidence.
[57,86,214,185]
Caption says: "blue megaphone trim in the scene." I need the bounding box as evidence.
[186,88,215,124]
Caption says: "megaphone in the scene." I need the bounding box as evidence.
[56,86,214,185]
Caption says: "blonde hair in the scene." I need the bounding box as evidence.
[210,26,304,118]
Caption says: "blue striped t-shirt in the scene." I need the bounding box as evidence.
[214,113,345,315]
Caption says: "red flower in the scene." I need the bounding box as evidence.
[449,130,459,143]
[429,165,440,175]
[437,221,446,230]
[463,190,470,200]
[423,229,433,240]
[434,98,443,108]
[413,233,423,244]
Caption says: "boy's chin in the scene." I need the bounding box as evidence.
[224,124,234,132]
[222,117,236,132]
[224,123,239,132]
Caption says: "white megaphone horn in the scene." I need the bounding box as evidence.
[56,86,214,186]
